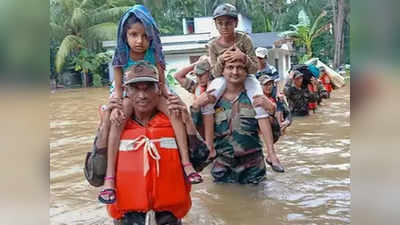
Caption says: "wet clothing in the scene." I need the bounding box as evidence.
[210,91,266,184]
[107,113,191,220]
[284,81,318,116]
[267,94,292,129]
[113,211,181,225]
[208,31,258,77]
[317,80,329,104]
[320,73,332,94]
[308,84,318,111]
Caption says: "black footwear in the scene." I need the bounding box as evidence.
[266,159,285,173]
[98,188,116,204]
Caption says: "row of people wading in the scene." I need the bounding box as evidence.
[86,3,334,225]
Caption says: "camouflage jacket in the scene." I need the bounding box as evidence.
[210,91,266,184]
[181,77,197,94]
[208,31,258,77]
[284,81,318,116]
[317,80,329,100]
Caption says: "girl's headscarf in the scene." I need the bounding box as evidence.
[112,5,165,68]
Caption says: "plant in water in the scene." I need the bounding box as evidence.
[166,68,178,87]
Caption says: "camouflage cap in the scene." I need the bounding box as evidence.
[193,57,211,76]
[124,61,159,85]
[213,3,238,19]
[259,75,274,85]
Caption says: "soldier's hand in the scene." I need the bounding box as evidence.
[192,89,216,109]
[253,95,276,113]
[167,94,191,123]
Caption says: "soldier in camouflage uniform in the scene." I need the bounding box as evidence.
[174,56,216,138]
[316,79,329,105]
[198,57,268,184]
[203,3,272,169]
[284,70,319,116]
[174,56,212,97]
[211,90,267,183]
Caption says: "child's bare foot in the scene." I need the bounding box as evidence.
[183,163,202,184]
[98,178,116,204]
[266,153,285,173]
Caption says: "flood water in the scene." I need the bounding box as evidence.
[50,84,350,225]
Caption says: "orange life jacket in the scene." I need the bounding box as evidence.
[107,113,192,219]
[319,74,332,93]
[308,84,317,110]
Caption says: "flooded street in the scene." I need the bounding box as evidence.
[50,84,350,225]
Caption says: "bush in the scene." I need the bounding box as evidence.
[166,68,178,87]
[92,73,103,88]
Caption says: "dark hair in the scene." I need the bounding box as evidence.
[122,15,142,43]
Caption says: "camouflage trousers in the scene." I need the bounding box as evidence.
[113,211,181,225]
[211,150,266,184]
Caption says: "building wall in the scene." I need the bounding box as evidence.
[237,14,252,33]
[268,48,291,82]
[165,53,203,73]
[194,17,216,34]
[194,15,252,37]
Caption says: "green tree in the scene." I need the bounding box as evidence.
[50,0,130,86]
[72,49,112,87]
[280,9,330,60]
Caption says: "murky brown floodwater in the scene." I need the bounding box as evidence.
[50,84,350,225]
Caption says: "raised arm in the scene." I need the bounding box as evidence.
[174,63,196,88]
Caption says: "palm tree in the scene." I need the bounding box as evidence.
[280,9,330,60]
[50,0,130,86]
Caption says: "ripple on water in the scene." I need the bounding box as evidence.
[302,147,342,155]
[287,213,307,221]
[322,119,339,125]
[50,86,350,225]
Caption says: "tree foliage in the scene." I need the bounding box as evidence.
[280,8,330,61]
[50,0,130,74]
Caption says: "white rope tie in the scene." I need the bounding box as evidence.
[145,210,156,225]
[125,135,161,177]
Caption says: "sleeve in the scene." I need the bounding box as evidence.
[209,42,224,77]
[284,85,292,98]
[241,34,259,75]
[306,88,318,103]
[182,78,197,94]
[318,81,329,99]
[188,132,210,172]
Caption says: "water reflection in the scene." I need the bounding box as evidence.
[50,85,350,225]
